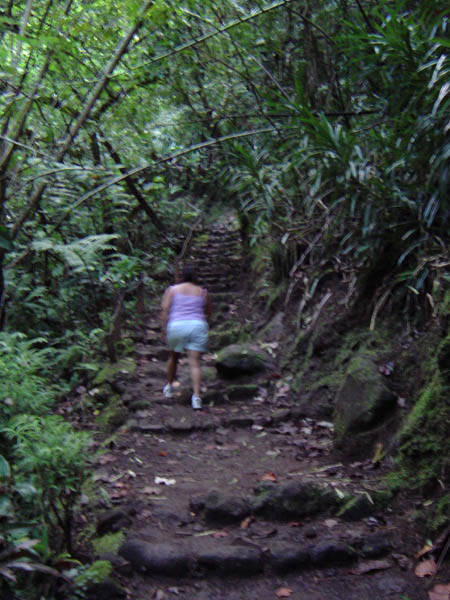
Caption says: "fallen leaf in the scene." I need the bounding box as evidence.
[154,476,176,486]
[371,442,383,464]
[416,543,434,559]
[317,421,334,429]
[350,559,392,575]
[415,558,438,578]
[288,521,302,528]
[159,451,168,457]
[97,453,116,465]
[241,516,254,529]
[324,519,338,528]
[212,530,228,539]
[429,583,450,600]
[274,423,298,435]
[259,472,278,482]
[276,587,292,598]
[142,486,162,496]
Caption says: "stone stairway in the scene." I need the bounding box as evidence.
[88,221,425,600]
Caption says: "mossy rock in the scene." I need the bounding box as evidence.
[93,532,125,556]
[333,352,397,457]
[337,494,375,521]
[216,344,271,378]
[396,367,450,492]
[97,397,128,433]
[209,322,241,350]
[225,383,259,401]
[93,358,136,386]
[251,481,340,520]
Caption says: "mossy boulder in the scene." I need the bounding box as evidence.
[97,397,128,433]
[251,481,340,520]
[225,383,259,401]
[209,323,241,350]
[215,344,271,378]
[93,358,136,386]
[333,353,397,457]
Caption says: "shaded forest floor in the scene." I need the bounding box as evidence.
[81,218,446,600]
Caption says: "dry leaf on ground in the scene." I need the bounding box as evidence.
[415,558,438,578]
[349,559,392,575]
[275,587,293,598]
[241,516,254,529]
[97,453,116,465]
[429,583,450,600]
[154,476,176,486]
[259,472,278,482]
[416,542,434,558]
[212,530,228,539]
[142,486,162,496]
[324,519,338,528]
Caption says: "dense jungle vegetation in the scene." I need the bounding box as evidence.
[0,0,448,597]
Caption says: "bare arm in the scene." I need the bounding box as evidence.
[161,287,173,341]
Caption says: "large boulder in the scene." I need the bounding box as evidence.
[251,480,340,520]
[333,353,397,457]
[215,344,271,378]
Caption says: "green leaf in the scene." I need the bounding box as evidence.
[0,226,13,252]
[0,455,11,480]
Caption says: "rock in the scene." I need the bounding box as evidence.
[118,540,191,576]
[215,344,271,378]
[222,416,254,428]
[97,508,134,535]
[86,579,126,600]
[189,495,206,514]
[203,490,251,524]
[197,545,263,575]
[224,383,259,401]
[128,399,151,412]
[269,543,310,573]
[252,481,340,520]
[375,573,407,594]
[257,311,284,342]
[309,540,357,565]
[359,533,393,558]
[337,494,374,521]
[333,352,397,457]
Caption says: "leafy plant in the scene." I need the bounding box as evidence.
[3,416,91,555]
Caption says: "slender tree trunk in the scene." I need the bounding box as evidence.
[11,0,152,240]
[101,136,166,231]
[0,251,6,330]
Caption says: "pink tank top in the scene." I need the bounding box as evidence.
[168,290,206,322]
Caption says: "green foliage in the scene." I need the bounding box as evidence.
[396,372,450,491]
[2,414,91,553]
[69,560,114,599]
[0,333,57,420]
[92,532,125,556]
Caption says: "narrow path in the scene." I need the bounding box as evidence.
[90,221,426,600]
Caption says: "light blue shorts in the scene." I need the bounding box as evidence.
[167,319,209,353]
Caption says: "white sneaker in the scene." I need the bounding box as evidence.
[191,395,202,410]
[163,383,173,398]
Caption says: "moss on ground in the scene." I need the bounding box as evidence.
[92,531,125,556]
[390,326,450,530]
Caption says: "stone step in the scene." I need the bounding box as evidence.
[118,530,392,578]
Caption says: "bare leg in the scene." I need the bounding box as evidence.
[187,350,202,397]
[167,351,180,384]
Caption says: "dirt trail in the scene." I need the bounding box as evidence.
[89,220,429,600]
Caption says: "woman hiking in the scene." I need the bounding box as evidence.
[161,265,212,409]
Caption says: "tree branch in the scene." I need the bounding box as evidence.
[11,0,153,239]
